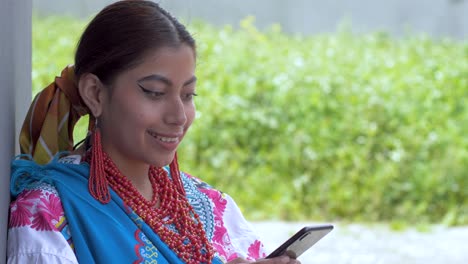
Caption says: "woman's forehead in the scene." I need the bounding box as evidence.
[116,46,196,84]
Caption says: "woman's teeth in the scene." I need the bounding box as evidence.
[149,132,178,142]
[157,136,177,142]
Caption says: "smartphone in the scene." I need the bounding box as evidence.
[266,224,334,259]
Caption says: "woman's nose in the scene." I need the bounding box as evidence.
[164,98,187,126]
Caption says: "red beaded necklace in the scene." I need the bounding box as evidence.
[97,152,215,264]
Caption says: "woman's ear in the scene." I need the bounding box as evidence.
[78,73,105,117]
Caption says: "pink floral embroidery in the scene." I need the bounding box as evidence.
[211,194,228,245]
[9,190,43,228]
[32,192,64,231]
[247,240,266,260]
[201,188,239,261]
[10,188,65,232]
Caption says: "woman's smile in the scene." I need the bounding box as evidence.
[147,130,183,151]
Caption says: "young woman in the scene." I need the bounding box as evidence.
[8,1,299,264]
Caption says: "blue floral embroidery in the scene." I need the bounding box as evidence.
[180,172,215,241]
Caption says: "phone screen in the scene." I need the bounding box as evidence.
[266,224,333,259]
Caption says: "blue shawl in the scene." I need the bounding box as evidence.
[10,156,223,264]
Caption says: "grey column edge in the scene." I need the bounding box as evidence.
[0,1,33,263]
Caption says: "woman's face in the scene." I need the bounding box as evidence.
[99,45,196,169]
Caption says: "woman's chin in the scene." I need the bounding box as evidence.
[148,153,176,168]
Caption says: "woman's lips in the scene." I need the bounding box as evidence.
[147,131,182,151]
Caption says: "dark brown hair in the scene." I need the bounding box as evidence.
[74,0,195,85]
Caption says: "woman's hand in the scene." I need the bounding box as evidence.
[227,256,300,264]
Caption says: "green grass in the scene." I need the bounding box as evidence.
[32,16,468,225]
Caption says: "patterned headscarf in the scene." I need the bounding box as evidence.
[19,65,92,164]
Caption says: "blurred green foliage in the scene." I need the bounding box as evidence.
[32,16,468,225]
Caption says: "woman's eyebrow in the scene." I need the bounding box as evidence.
[138,74,171,86]
[184,76,197,86]
[137,74,197,86]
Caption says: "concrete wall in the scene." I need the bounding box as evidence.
[33,0,468,39]
[0,1,32,262]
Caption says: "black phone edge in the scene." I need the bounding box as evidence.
[265,224,334,259]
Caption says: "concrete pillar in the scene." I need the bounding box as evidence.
[0,0,32,262]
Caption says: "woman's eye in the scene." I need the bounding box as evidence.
[183,92,198,101]
[139,84,164,99]
[146,91,165,98]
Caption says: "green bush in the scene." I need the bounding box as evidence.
[32,16,468,225]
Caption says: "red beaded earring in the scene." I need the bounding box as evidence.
[169,152,186,196]
[88,122,111,203]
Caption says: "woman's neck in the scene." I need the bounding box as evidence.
[113,157,153,200]
[95,144,154,201]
